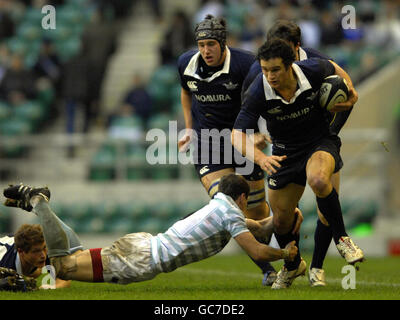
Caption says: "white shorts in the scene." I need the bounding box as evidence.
[100,232,160,284]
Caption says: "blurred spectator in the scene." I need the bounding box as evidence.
[159,10,194,65]
[0,43,10,85]
[149,0,163,23]
[115,74,152,130]
[60,47,89,157]
[297,3,320,48]
[380,0,400,50]
[194,0,225,24]
[355,52,380,84]
[80,9,117,131]
[319,10,343,47]
[0,0,15,41]
[108,103,144,142]
[61,47,88,133]
[95,0,135,20]
[0,53,36,105]
[33,39,61,91]
[275,1,297,21]
[239,12,265,52]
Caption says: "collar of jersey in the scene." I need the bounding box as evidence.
[298,47,308,61]
[213,192,241,211]
[183,46,231,82]
[262,63,312,104]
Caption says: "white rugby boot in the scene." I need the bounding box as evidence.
[309,267,326,287]
[336,236,365,265]
[271,258,306,289]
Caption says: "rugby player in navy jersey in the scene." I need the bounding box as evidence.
[244,20,358,287]
[232,39,364,289]
[0,224,70,289]
[177,14,278,285]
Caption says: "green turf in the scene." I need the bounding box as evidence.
[1,254,399,300]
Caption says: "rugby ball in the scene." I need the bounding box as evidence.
[318,75,349,111]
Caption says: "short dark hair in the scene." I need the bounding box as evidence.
[218,174,250,201]
[267,20,301,46]
[256,38,296,68]
[14,224,44,253]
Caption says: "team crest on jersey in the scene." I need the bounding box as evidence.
[222,81,239,90]
[187,81,198,92]
[268,178,277,187]
[306,91,318,101]
[199,166,210,175]
[268,106,283,114]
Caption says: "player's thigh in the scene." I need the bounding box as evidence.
[245,178,269,220]
[306,150,335,195]
[268,183,304,233]
[200,167,235,198]
[317,171,341,226]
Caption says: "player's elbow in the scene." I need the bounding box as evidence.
[231,129,242,151]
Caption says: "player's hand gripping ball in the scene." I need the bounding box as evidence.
[319,75,349,111]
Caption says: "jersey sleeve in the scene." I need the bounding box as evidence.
[177,53,190,91]
[241,61,261,99]
[297,58,335,85]
[241,51,256,78]
[234,73,265,131]
[223,210,249,238]
[303,47,333,61]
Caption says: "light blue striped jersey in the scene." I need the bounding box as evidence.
[150,193,249,273]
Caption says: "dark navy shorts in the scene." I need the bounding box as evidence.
[192,137,265,181]
[267,135,343,190]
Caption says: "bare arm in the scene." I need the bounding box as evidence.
[178,88,193,152]
[246,216,274,239]
[55,278,71,288]
[181,87,192,129]
[234,232,297,262]
[329,60,358,112]
[231,129,286,175]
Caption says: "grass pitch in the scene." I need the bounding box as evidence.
[1,254,399,300]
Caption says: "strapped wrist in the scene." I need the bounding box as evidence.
[282,249,290,260]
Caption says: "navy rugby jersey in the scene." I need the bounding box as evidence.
[177,47,256,135]
[243,47,352,135]
[234,58,335,152]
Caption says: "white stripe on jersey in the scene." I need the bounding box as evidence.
[0,236,14,261]
[150,193,249,273]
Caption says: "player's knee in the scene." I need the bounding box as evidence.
[307,174,330,195]
[50,255,77,280]
[273,215,291,234]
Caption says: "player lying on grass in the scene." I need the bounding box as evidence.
[3,174,301,285]
[0,223,71,289]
